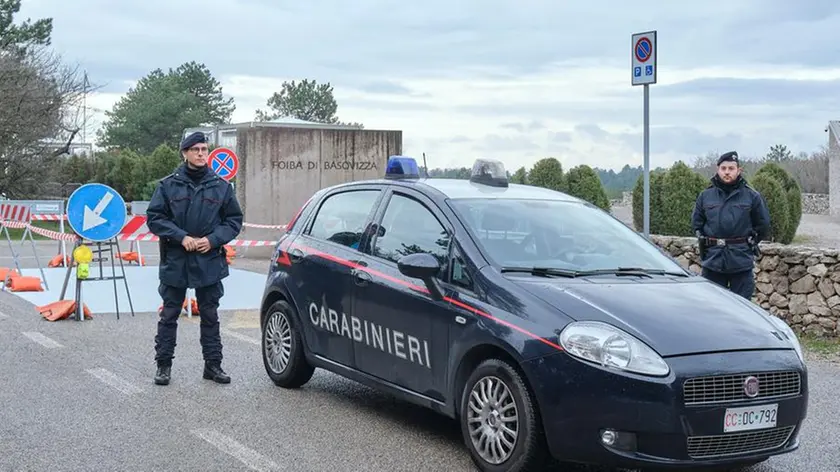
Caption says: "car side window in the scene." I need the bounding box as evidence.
[372,193,450,274]
[308,190,380,250]
[449,244,473,290]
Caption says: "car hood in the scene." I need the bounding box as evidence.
[513,277,792,357]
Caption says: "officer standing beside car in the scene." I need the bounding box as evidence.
[146,131,243,386]
[692,151,771,300]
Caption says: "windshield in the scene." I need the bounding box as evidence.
[448,198,685,273]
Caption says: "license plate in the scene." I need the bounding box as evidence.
[723,403,778,433]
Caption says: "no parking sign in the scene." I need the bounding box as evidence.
[209,147,239,181]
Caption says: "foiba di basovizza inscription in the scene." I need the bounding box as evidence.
[270,160,380,171]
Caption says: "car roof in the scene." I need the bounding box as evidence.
[331,177,585,202]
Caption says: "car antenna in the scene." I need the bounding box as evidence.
[422,152,430,178]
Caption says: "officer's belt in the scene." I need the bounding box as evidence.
[703,236,748,246]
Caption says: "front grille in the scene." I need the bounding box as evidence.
[683,371,801,406]
[687,426,796,459]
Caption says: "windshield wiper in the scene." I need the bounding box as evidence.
[574,267,689,277]
[500,266,580,278]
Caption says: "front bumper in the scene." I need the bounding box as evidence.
[523,349,808,469]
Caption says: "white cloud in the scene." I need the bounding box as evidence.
[21,0,840,173]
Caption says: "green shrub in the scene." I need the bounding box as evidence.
[565,164,611,211]
[754,163,801,244]
[659,161,709,237]
[527,157,565,192]
[632,171,666,234]
[750,173,790,243]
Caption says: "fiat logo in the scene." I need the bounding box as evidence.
[743,376,760,398]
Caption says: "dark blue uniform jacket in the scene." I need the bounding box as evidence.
[691,175,771,274]
[146,163,244,288]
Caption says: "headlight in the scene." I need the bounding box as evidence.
[766,314,805,364]
[559,321,670,376]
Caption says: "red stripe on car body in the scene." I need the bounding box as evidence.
[278,242,563,352]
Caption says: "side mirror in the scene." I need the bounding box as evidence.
[397,253,444,301]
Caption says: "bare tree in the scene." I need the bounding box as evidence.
[0,45,94,198]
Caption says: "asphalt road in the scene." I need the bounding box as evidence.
[0,288,838,472]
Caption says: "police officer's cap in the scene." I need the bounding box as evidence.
[717,151,739,166]
[180,131,207,151]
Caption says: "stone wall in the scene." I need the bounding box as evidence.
[802,193,829,215]
[652,235,839,338]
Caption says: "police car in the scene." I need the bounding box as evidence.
[259,156,808,471]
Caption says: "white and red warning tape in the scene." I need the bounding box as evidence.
[2,217,283,247]
[28,213,285,230]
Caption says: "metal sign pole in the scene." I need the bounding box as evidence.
[631,30,657,239]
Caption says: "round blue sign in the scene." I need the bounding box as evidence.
[66,183,127,242]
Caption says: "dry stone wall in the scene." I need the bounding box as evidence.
[651,235,839,338]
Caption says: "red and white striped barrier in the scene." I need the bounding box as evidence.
[1,203,31,222]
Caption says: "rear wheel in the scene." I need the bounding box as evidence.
[261,300,314,388]
[459,358,549,472]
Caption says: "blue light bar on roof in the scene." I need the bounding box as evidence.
[384,155,420,179]
[470,158,508,187]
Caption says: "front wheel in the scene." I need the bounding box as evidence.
[459,358,549,472]
[261,300,315,388]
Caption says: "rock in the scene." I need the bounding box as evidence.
[759,256,779,271]
[788,265,808,282]
[807,263,828,278]
[790,274,816,294]
[818,278,836,298]
[771,273,789,294]
[788,295,809,316]
[756,282,774,295]
[769,292,788,308]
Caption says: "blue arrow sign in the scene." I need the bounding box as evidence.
[67,183,127,242]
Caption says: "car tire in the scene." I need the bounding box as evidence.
[261,299,315,388]
[459,358,549,472]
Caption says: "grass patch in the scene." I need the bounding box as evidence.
[791,234,812,244]
[800,333,840,357]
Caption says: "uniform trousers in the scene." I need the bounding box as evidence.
[154,281,225,365]
[701,267,755,301]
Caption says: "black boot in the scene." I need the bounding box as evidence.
[154,363,171,385]
[203,361,230,384]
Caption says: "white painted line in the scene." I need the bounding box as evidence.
[222,328,260,346]
[191,428,280,471]
[21,331,63,348]
[0,311,8,319]
[86,368,143,395]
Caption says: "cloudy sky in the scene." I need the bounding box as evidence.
[18,0,840,171]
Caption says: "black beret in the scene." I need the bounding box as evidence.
[717,151,739,166]
[180,131,207,151]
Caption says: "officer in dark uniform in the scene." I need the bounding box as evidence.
[146,131,243,386]
[692,151,771,300]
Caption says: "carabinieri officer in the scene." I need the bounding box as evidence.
[146,131,243,386]
[692,151,771,300]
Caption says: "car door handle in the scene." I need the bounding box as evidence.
[352,268,372,286]
[288,248,304,262]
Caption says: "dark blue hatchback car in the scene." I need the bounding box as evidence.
[259,156,808,471]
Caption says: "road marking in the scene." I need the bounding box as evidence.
[86,368,143,395]
[21,331,63,348]
[191,428,280,471]
[222,328,260,346]
[0,311,8,319]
